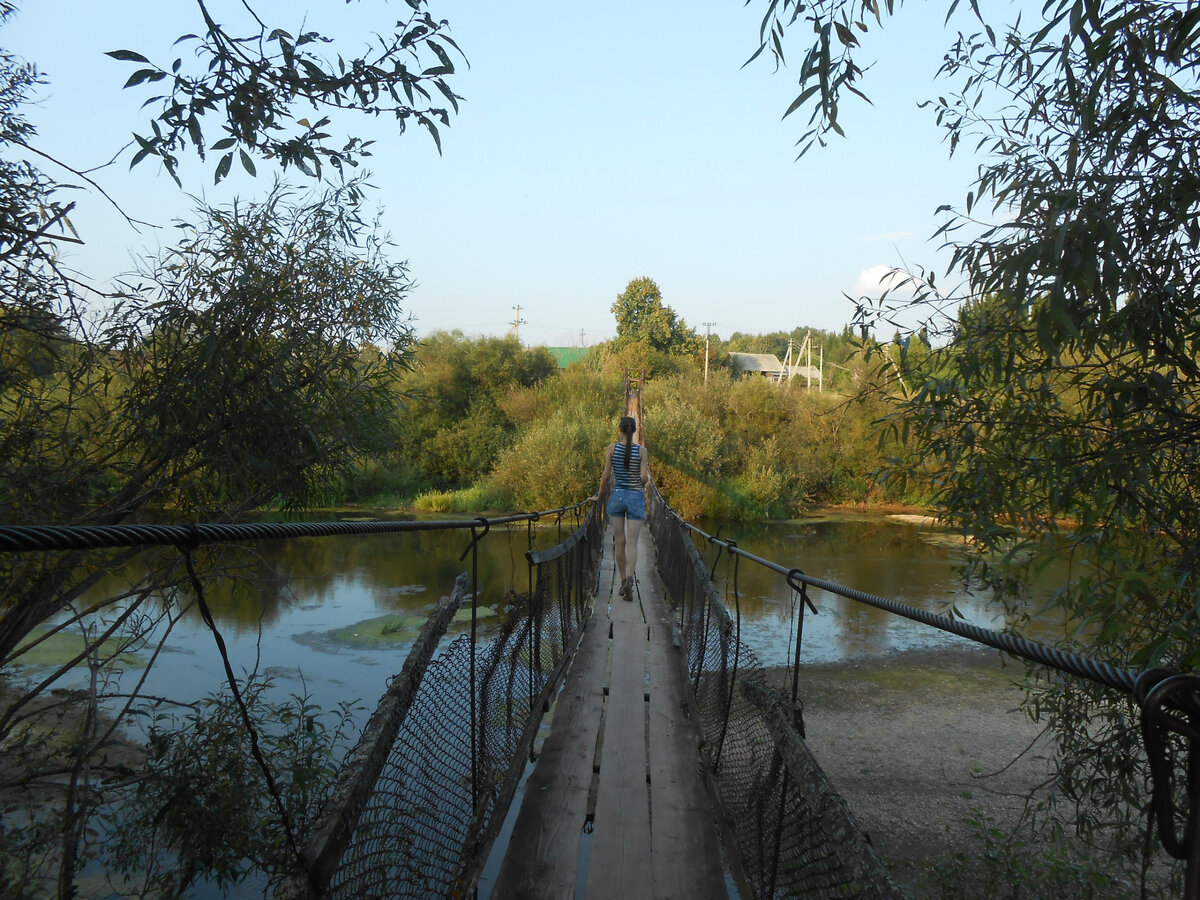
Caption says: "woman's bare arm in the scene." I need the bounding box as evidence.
[591,443,614,500]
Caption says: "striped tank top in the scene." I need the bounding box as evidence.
[611,442,642,491]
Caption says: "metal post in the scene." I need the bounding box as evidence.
[458,517,491,813]
[470,526,479,811]
[702,322,716,384]
[791,585,807,707]
[527,518,536,715]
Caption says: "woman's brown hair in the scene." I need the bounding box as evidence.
[618,416,636,470]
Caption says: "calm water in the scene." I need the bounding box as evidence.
[33,511,1068,721]
[685,513,1068,666]
[59,515,579,715]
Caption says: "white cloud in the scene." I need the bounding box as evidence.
[853,265,918,298]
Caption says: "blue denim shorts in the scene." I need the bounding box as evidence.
[606,488,645,521]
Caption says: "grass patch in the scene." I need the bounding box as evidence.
[790,656,1023,705]
[329,606,499,648]
[10,628,147,669]
[852,664,1001,693]
[452,605,498,625]
[329,614,433,648]
[411,480,512,514]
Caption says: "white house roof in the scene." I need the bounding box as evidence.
[728,352,784,373]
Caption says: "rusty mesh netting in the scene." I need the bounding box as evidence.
[645,486,903,900]
[286,506,603,900]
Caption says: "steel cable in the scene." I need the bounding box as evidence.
[669,511,1140,696]
[0,503,590,555]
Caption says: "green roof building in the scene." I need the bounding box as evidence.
[544,347,595,369]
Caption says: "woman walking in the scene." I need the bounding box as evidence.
[593,415,650,601]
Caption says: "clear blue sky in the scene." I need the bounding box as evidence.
[7,0,995,346]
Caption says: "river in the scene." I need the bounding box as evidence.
[688,511,1071,666]
[22,509,1069,721]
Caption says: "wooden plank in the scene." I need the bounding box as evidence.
[493,522,731,900]
[584,589,652,899]
[457,614,592,896]
[490,563,615,900]
[640,531,729,900]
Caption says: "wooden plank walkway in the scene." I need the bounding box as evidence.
[491,521,730,900]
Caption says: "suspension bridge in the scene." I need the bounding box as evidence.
[3,379,1200,898]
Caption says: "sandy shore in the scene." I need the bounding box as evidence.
[775,647,1053,893]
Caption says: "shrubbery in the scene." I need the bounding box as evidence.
[360,331,908,518]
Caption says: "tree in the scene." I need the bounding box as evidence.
[0,2,464,891]
[0,0,464,651]
[1,181,415,651]
[107,0,462,185]
[610,276,701,358]
[393,332,557,490]
[748,0,1200,876]
[0,186,418,898]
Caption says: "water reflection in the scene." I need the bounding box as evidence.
[80,517,574,631]
[200,522,556,631]
[57,512,1073,715]
[694,514,1072,665]
[62,515,585,715]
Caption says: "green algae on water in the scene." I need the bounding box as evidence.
[11,628,147,669]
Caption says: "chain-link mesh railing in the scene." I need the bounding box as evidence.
[283,503,603,899]
[646,485,903,900]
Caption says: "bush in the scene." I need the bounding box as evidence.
[104,678,359,898]
[490,406,610,510]
[642,397,724,519]
[337,459,427,505]
[500,369,621,428]
[917,809,1166,899]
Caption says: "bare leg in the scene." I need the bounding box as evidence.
[624,518,644,581]
[612,516,628,582]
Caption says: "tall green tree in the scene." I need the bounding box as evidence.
[610,276,701,358]
[749,0,1200,873]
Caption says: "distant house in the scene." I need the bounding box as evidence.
[728,352,786,379]
[545,346,595,369]
[729,351,822,386]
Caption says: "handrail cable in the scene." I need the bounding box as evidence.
[0,503,590,555]
[669,511,1138,695]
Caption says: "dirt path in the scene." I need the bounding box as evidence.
[776,647,1054,893]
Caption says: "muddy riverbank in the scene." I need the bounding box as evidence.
[775,646,1054,893]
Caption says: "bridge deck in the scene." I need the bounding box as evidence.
[491,521,730,899]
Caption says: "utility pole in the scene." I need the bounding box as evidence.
[579,328,587,347]
[807,333,813,391]
[702,322,716,384]
[511,305,526,343]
